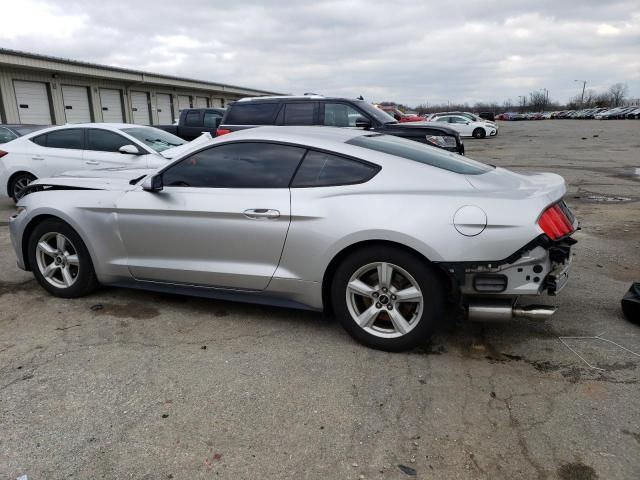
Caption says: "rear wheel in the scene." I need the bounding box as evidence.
[9,172,36,202]
[472,128,486,139]
[27,219,98,298]
[331,246,445,351]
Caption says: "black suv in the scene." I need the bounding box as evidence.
[217,96,464,154]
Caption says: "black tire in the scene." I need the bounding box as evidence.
[331,246,445,351]
[27,219,99,298]
[472,128,486,139]
[9,172,36,202]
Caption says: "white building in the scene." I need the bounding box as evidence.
[0,48,280,125]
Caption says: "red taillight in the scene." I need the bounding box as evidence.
[0,150,8,159]
[215,128,231,137]
[538,203,575,240]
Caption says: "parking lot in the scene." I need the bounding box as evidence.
[0,120,639,479]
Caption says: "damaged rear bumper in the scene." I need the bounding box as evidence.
[441,236,576,298]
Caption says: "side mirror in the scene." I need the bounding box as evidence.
[142,174,163,192]
[355,116,372,129]
[119,144,142,155]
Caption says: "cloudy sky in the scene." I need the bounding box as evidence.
[2,0,639,106]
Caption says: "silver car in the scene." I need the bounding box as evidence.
[8,127,577,351]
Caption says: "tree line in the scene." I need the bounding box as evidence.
[385,82,633,115]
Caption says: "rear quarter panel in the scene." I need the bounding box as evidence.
[276,161,554,283]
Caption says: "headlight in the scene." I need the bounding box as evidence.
[426,135,457,148]
[16,206,27,215]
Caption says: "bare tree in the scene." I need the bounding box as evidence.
[609,83,628,107]
[529,91,547,112]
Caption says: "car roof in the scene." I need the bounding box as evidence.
[234,95,364,104]
[219,125,370,144]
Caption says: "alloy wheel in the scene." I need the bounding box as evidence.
[35,232,80,289]
[345,262,424,339]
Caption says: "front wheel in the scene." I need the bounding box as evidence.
[331,246,445,351]
[9,172,36,202]
[472,128,486,139]
[28,219,99,298]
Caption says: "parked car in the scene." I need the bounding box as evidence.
[10,126,576,351]
[0,124,49,145]
[478,112,495,121]
[157,108,226,140]
[625,107,640,119]
[0,123,189,201]
[429,112,497,129]
[431,114,497,138]
[217,95,465,154]
[375,105,424,122]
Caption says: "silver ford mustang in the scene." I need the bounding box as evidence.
[8,126,577,351]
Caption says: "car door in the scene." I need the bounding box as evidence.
[115,141,306,290]
[84,128,152,169]
[30,128,85,176]
[448,115,473,136]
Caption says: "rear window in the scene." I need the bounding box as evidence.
[346,134,493,175]
[224,103,280,125]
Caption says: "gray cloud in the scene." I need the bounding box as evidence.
[2,0,639,105]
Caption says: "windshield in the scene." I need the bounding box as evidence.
[347,133,493,175]
[121,127,186,152]
[354,101,398,124]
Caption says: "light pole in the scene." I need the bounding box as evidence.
[518,95,524,113]
[574,80,587,107]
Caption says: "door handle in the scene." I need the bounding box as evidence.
[85,160,100,165]
[243,209,280,220]
[31,156,44,161]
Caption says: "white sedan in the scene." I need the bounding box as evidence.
[432,115,497,139]
[0,123,194,201]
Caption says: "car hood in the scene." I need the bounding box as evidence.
[465,167,566,202]
[386,122,460,136]
[158,132,213,159]
[29,168,154,192]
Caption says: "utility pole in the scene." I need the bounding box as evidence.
[574,80,587,107]
[542,88,548,112]
[518,95,524,113]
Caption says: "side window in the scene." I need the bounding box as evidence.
[0,128,17,143]
[283,103,315,125]
[323,103,365,127]
[162,142,305,188]
[450,116,467,124]
[291,150,378,187]
[86,129,132,152]
[184,111,201,127]
[434,117,449,122]
[45,129,84,149]
[224,103,279,125]
[203,111,222,128]
[31,134,47,146]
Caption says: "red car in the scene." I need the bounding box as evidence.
[377,106,424,123]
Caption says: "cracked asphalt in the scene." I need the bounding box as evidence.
[1,120,639,479]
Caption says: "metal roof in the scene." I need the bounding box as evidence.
[0,48,284,96]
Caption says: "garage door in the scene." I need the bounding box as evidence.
[62,85,92,123]
[156,93,174,124]
[195,96,209,108]
[130,91,150,125]
[99,89,124,122]
[14,80,52,124]
[178,95,192,112]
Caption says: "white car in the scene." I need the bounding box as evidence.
[432,115,497,139]
[0,123,192,201]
